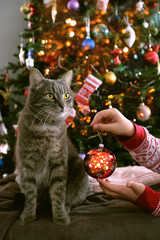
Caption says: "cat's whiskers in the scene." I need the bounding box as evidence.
[31,109,50,127]
[42,111,53,129]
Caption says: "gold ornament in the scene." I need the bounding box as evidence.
[0,88,11,105]
[20,3,30,14]
[104,71,117,85]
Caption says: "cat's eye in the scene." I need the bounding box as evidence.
[46,93,54,100]
[64,93,70,99]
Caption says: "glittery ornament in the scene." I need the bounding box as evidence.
[136,103,151,121]
[92,24,110,39]
[84,144,117,179]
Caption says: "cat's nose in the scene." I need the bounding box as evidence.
[59,104,64,110]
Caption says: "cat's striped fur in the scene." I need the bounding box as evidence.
[15,68,92,225]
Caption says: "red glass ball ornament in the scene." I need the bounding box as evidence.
[144,49,159,65]
[84,144,117,179]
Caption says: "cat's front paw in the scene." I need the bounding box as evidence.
[54,215,70,225]
[20,211,36,224]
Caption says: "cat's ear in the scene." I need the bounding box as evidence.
[29,68,45,88]
[61,70,73,87]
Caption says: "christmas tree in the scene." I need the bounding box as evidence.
[0,0,160,178]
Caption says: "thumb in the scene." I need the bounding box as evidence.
[126,182,145,196]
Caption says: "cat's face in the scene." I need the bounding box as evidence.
[27,68,73,122]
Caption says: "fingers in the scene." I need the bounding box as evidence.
[90,109,113,126]
[97,178,119,192]
[97,179,120,198]
[92,123,114,132]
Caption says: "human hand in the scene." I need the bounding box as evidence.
[90,108,135,137]
[97,178,145,202]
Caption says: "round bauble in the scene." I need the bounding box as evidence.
[144,49,159,65]
[82,38,95,50]
[92,24,110,39]
[84,144,117,179]
[104,71,117,85]
[67,0,80,11]
[20,3,30,14]
[136,103,151,121]
[150,27,159,36]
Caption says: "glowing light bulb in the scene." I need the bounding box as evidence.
[139,111,144,118]
[41,39,46,44]
[69,31,75,37]
[66,18,71,24]
[37,50,45,56]
[70,20,77,26]
[121,29,126,34]
[123,47,129,53]
[66,41,71,47]
[45,68,50,75]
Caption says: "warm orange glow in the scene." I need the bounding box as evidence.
[29,37,33,43]
[69,31,75,37]
[79,33,84,38]
[45,68,50,75]
[66,41,71,47]
[138,111,144,118]
[123,47,129,53]
[84,148,116,178]
[70,20,77,26]
[105,39,110,44]
[108,95,114,99]
[66,18,71,24]
[121,29,126,34]
[148,88,155,94]
[37,50,45,56]
[81,27,86,32]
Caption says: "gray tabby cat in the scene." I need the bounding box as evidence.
[15,68,93,225]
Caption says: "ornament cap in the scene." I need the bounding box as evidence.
[98,143,104,148]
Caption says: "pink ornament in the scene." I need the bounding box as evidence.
[136,103,151,121]
[67,0,79,11]
[84,144,117,179]
[96,0,109,12]
[28,21,33,29]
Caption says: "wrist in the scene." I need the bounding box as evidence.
[126,120,136,137]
